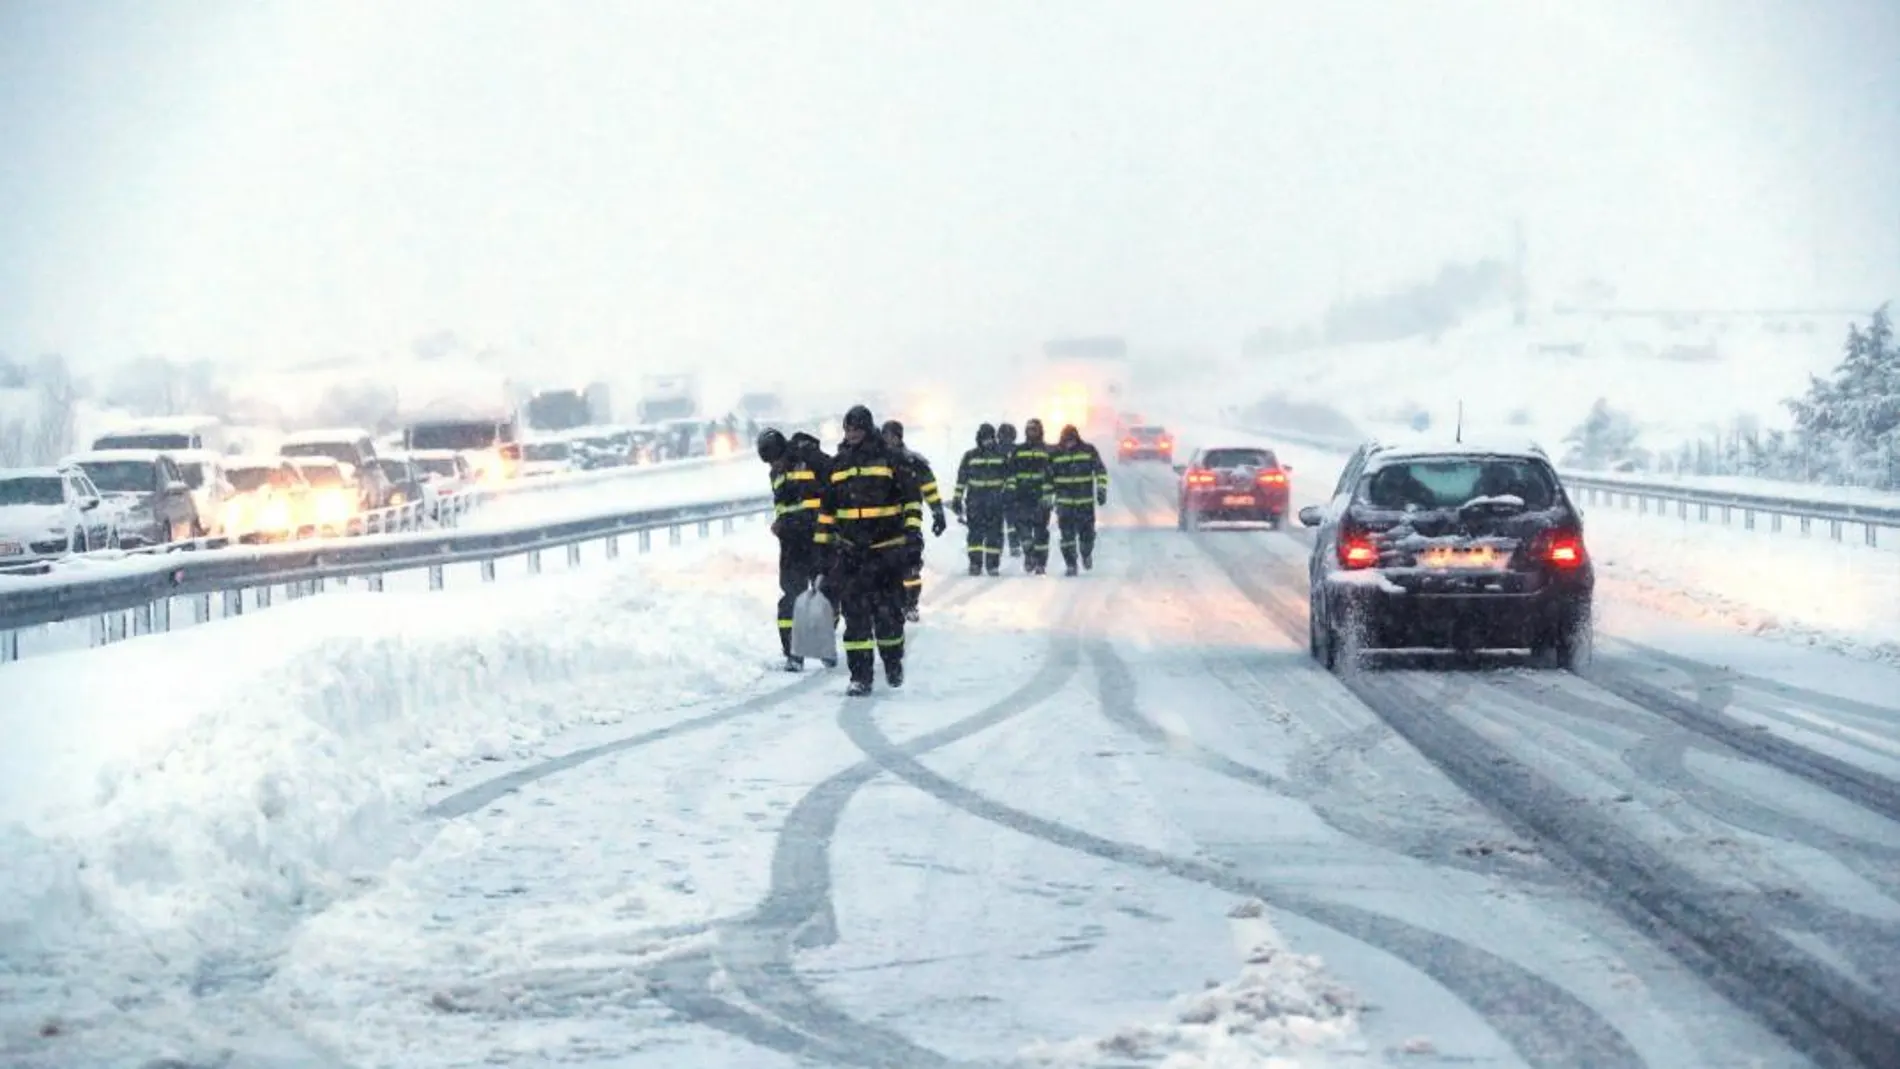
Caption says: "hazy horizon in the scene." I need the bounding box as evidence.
[2,0,1896,376]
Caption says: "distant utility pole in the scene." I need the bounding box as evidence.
[1511,217,1530,328]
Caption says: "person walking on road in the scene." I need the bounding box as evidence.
[758,428,830,670]
[994,422,1020,558]
[881,419,948,621]
[815,405,923,696]
[952,422,1008,576]
[1009,418,1056,575]
[1051,423,1108,576]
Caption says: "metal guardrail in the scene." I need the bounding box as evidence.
[1246,426,1900,548]
[0,491,772,664]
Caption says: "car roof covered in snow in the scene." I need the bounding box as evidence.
[286,455,343,469]
[1365,438,1550,465]
[61,448,166,465]
[96,415,222,434]
[0,467,66,481]
[223,454,291,471]
[163,448,223,464]
[404,448,464,461]
[280,427,370,444]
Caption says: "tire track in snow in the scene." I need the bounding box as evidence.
[656,584,1084,1068]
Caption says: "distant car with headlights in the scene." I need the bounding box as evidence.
[221,457,314,542]
[165,448,237,535]
[1175,446,1291,529]
[519,439,577,478]
[407,449,475,493]
[286,456,361,534]
[1117,424,1174,463]
[62,449,203,546]
[1299,440,1594,670]
[401,415,521,484]
[279,428,391,509]
[0,466,118,565]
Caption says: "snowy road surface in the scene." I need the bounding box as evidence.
[5,462,1900,1068]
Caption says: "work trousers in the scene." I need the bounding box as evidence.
[965,498,1004,574]
[1056,504,1097,567]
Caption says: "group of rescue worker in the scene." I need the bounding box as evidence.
[757,405,1107,697]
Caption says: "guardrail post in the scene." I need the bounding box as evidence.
[256,585,273,610]
[722,516,734,534]
[1,629,17,663]
[1830,519,1843,542]
[1637,495,1648,516]
[224,589,243,617]
[640,530,653,553]
[428,564,444,591]
[1743,508,1755,531]
[1698,503,1709,522]
[154,596,171,633]
[1677,500,1687,520]
[1771,512,1782,534]
[668,526,681,546]
[1800,515,1812,535]
[526,549,541,575]
[566,542,581,568]
[697,520,711,539]
[366,573,384,592]
[1867,524,1879,548]
[1721,505,1731,526]
[194,593,212,624]
[133,602,155,636]
[606,534,620,559]
[480,559,496,583]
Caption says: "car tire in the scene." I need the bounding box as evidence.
[72,531,89,555]
[1308,590,1330,665]
[1177,507,1188,531]
[106,528,120,550]
[1534,608,1593,671]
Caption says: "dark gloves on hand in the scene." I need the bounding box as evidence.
[1097,489,1108,506]
[932,511,948,537]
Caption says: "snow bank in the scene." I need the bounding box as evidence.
[1023,902,1366,1068]
[0,538,783,1066]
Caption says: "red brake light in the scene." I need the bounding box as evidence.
[1185,468,1216,487]
[1159,437,1173,449]
[1544,532,1585,567]
[1122,439,1137,449]
[1256,469,1287,485]
[1340,540,1378,569]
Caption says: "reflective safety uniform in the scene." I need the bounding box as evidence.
[770,433,829,659]
[888,444,944,610]
[815,436,923,687]
[953,437,1010,575]
[1052,434,1108,572]
[1009,432,1056,573]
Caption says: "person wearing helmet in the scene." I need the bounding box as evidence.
[1051,423,1108,575]
[952,422,1009,576]
[1009,418,1056,574]
[815,404,922,696]
[994,422,1020,557]
[881,419,948,622]
[759,427,830,670]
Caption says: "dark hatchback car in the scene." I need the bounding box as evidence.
[1300,441,1593,669]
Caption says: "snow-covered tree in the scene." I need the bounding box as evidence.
[1785,304,1900,487]
[1561,397,1641,470]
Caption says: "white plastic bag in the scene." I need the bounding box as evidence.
[790,588,837,662]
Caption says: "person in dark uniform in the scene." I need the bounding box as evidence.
[994,422,1020,557]
[952,422,1008,576]
[1009,418,1056,574]
[1051,423,1108,575]
[815,405,922,696]
[881,419,948,621]
[758,428,829,670]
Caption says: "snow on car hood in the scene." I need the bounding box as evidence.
[0,504,67,536]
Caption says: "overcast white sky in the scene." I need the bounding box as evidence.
[1,0,1895,375]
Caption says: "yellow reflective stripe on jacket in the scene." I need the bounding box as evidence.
[784,469,816,481]
[918,480,941,504]
[831,465,894,482]
[774,497,823,515]
[836,505,903,520]
[871,535,910,550]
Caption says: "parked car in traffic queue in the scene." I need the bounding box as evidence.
[221,457,315,542]
[1118,424,1174,463]
[1174,445,1292,528]
[286,456,361,534]
[0,466,118,565]
[1299,439,1594,670]
[279,427,391,509]
[166,448,236,536]
[61,449,203,546]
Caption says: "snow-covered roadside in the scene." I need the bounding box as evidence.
[0,535,789,1068]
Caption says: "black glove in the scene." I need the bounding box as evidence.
[951,499,965,520]
[931,510,948,537]
[1097,488,1107,506]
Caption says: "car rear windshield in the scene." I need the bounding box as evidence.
[524,442,569,460]
[1130,426,1166,438]
[414,457,459,478]
[281,441,359,466]
[0,477,63,506]
[227,467,284,492]
[77,461,154,494]
[374,459,410,481]
[93,433,194,451]
[408,421,509,450]
[1360,457,1557,511]
[1200,448,1277,469]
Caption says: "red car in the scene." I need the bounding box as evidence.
[1118,424,1174,463]
[1176,445,1292,528]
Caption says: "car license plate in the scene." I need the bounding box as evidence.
[0,542,21,556]
[1221,494,1254,507]
[1418,545,1509,570]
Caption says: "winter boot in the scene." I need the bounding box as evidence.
[968,561,983,576]
[1065,562,1079,577]
[905,605,921,623]
[986,565,1001,576]
[885,660,904,688]
[821,657,839,669]
[1081,549,1093,570]
[846,679,873,697]
[784,656,805,672]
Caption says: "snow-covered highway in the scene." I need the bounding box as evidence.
[4,456,1900,1069]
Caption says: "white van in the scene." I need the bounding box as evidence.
[91,415,229,456]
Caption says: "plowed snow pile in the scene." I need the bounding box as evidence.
[0,540,780,1067]
[1024,902,1369,1068]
